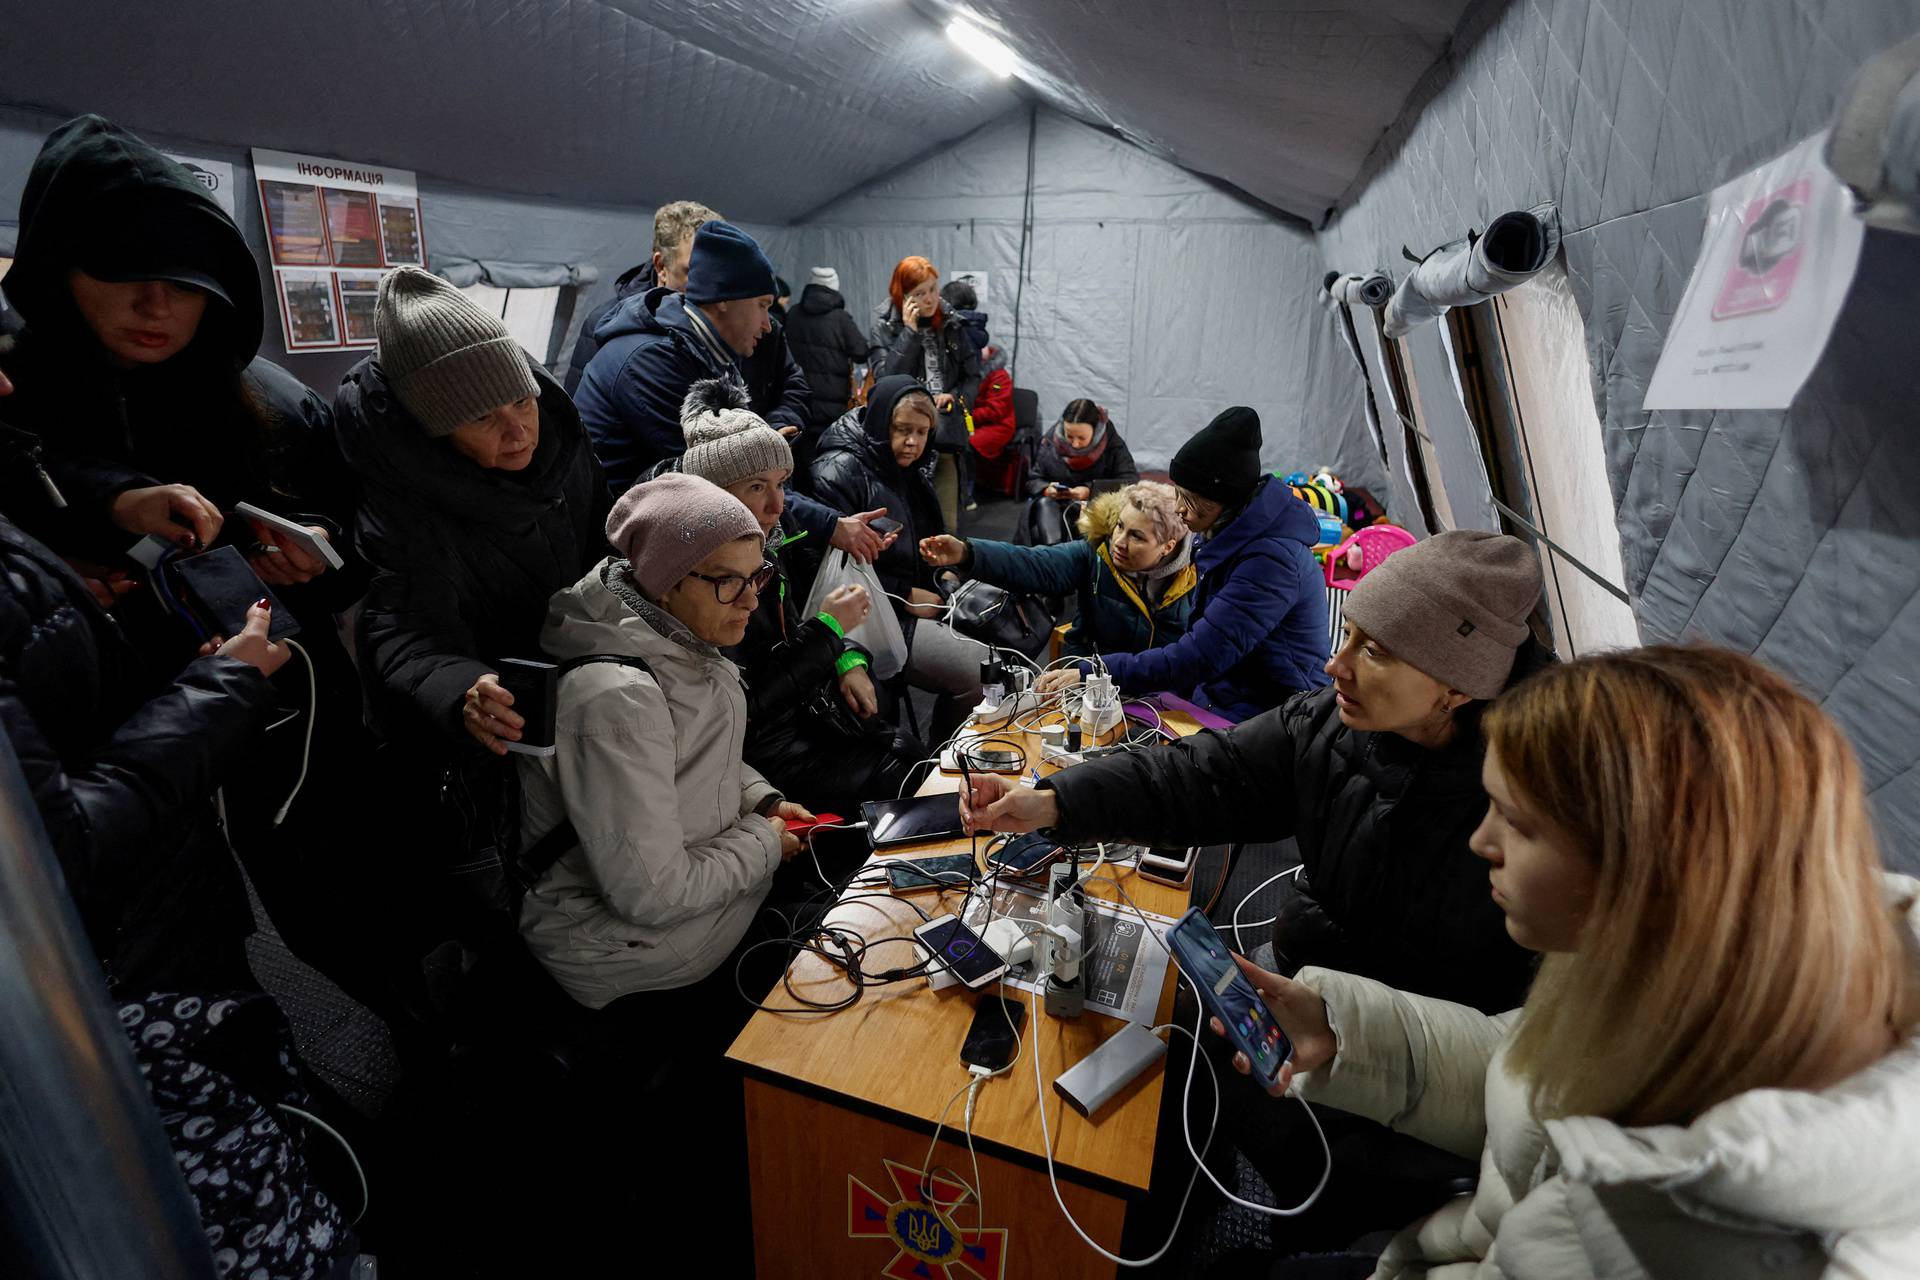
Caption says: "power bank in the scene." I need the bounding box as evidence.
[497,658,558,757]
[1053,1021,1167,1118]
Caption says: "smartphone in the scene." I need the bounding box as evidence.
[869,515,904,537]
[913,914,1010,990]
[886,853,977,894]
[166,545,301,642]
[233,502,346,570]
[496,658,558,757]
[984,833,1064,879]
[959,995,1027,1070]
[1138,845,1199,888]
[861,793,966,849]
[1163,908,1292,1090]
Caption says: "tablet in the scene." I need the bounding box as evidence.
[861,793,967,849]
[234,501,346,570]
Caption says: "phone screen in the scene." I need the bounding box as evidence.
[960,995,1027,1070]
[986,833,1062,876]
[862,793,966,848]
[869,516,904,537]
[887,853,977,893]
[1164,909,1291,1088]
[916,916,1006,987]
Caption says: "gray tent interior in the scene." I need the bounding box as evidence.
[2,0,1918,869]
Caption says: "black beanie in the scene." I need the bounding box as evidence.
[1170,406,1263,504]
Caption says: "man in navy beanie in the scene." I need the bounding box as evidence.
[1037,404,1331,719]
[575,220,888,561]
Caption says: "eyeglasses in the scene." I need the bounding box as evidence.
[686,561,777,604]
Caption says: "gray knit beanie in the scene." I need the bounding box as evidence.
[375,266,539,437]
[606,472,764,599]
[1342,530,1541,700]
[678,378,793,488]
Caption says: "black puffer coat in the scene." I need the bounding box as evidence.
[336,354,610,746]
[807,378,945,620]
[0,115,357,587]
[868,300,980,451]
[1041,643,1554,1013]
[785,284,867,430]
[0,515,273,994]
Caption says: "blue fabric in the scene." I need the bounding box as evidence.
[1101,478,1329,720]
[574,287,808,495]
[682,219,775,304]
[965,536,1193,658]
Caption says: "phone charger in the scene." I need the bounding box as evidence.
[1053,1022,1166,1119]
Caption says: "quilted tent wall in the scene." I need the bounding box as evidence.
[1318,0,1920,871]
[757,108,1375,487]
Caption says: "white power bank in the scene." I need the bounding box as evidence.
[1053,1021,1167,1118]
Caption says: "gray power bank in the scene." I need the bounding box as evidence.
[1053,1021,1167,1118]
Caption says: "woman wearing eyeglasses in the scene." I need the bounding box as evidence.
[667,380,925,813]
[518,471,812,1014]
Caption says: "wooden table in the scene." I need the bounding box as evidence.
[727,708,1202,1280]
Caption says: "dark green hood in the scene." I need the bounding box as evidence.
[10,114,262,370]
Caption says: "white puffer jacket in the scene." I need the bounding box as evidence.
[517,559,783,1009]
[1292,875,1920,1279]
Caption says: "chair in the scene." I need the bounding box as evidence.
[974,387,1039,498]
[1323,524,1417,653]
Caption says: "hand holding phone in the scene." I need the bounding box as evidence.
[1165,909,1332,1093]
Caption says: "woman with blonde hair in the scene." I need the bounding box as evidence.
[920,480,1195,659]
[1216,644,1920,1279]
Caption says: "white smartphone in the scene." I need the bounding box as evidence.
[233,501,346,570]
[912,913,1010,989]
[1137,845,1199,888]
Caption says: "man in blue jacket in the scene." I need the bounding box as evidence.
[575,219,811,491]
[1036,406,1329,720]
[575,220,886,560]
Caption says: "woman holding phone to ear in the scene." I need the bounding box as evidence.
[1212,647,1920,1279]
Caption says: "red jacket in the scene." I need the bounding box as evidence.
[969,366,1015,459]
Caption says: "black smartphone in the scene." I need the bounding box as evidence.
[985,833,1064,879]
[861,793,966,849]
[166,545,300,642]
[960,995,1027,1072]
[1164,908,1292,1090]
[886,853,977,894]
[496,658,558,757]
[869,515,904,537]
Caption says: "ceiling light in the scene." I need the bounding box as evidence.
[946,15,1015,78]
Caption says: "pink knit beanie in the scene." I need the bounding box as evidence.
[605,473,763,599]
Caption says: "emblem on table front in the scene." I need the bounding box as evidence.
[847,1157,1007,1279]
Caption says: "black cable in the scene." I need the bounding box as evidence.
[1010,102,1037,384]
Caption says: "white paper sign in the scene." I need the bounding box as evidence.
[949,269,989,309]
[165,155,236,217]
[1644,131,1865,410]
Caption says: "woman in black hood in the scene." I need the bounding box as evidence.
[810,374,985,744]
[0,115,354,604]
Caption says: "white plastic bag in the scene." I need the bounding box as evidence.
[801,548,908,680]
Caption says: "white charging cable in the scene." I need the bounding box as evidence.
[271,638,316,827]
[1230,864,1305,953]
[277,1103,369,1226]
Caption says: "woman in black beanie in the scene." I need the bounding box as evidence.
[1037,405,1330,720]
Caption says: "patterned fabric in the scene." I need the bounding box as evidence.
[121,991,353,1280]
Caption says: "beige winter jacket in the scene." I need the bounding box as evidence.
[517,558,783,1009]
[1291,875,1920,1280]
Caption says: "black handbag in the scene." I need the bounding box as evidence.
[946,578,1054,659]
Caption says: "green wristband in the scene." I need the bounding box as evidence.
[835,651,870,676]
[815,611,845,638]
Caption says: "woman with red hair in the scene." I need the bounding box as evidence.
[868,256,980,527]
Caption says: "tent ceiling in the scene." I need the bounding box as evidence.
[947,0,1486,223]
[0,0,1483,224]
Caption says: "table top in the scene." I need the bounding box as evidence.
[727,705,1202,1193]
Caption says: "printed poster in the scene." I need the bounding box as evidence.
[1644,131,1865,410]
[253,148,427,352]
[277,269,340,349]
[335,271,383,345]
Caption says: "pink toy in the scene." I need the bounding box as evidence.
[1324,523,1416,590]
